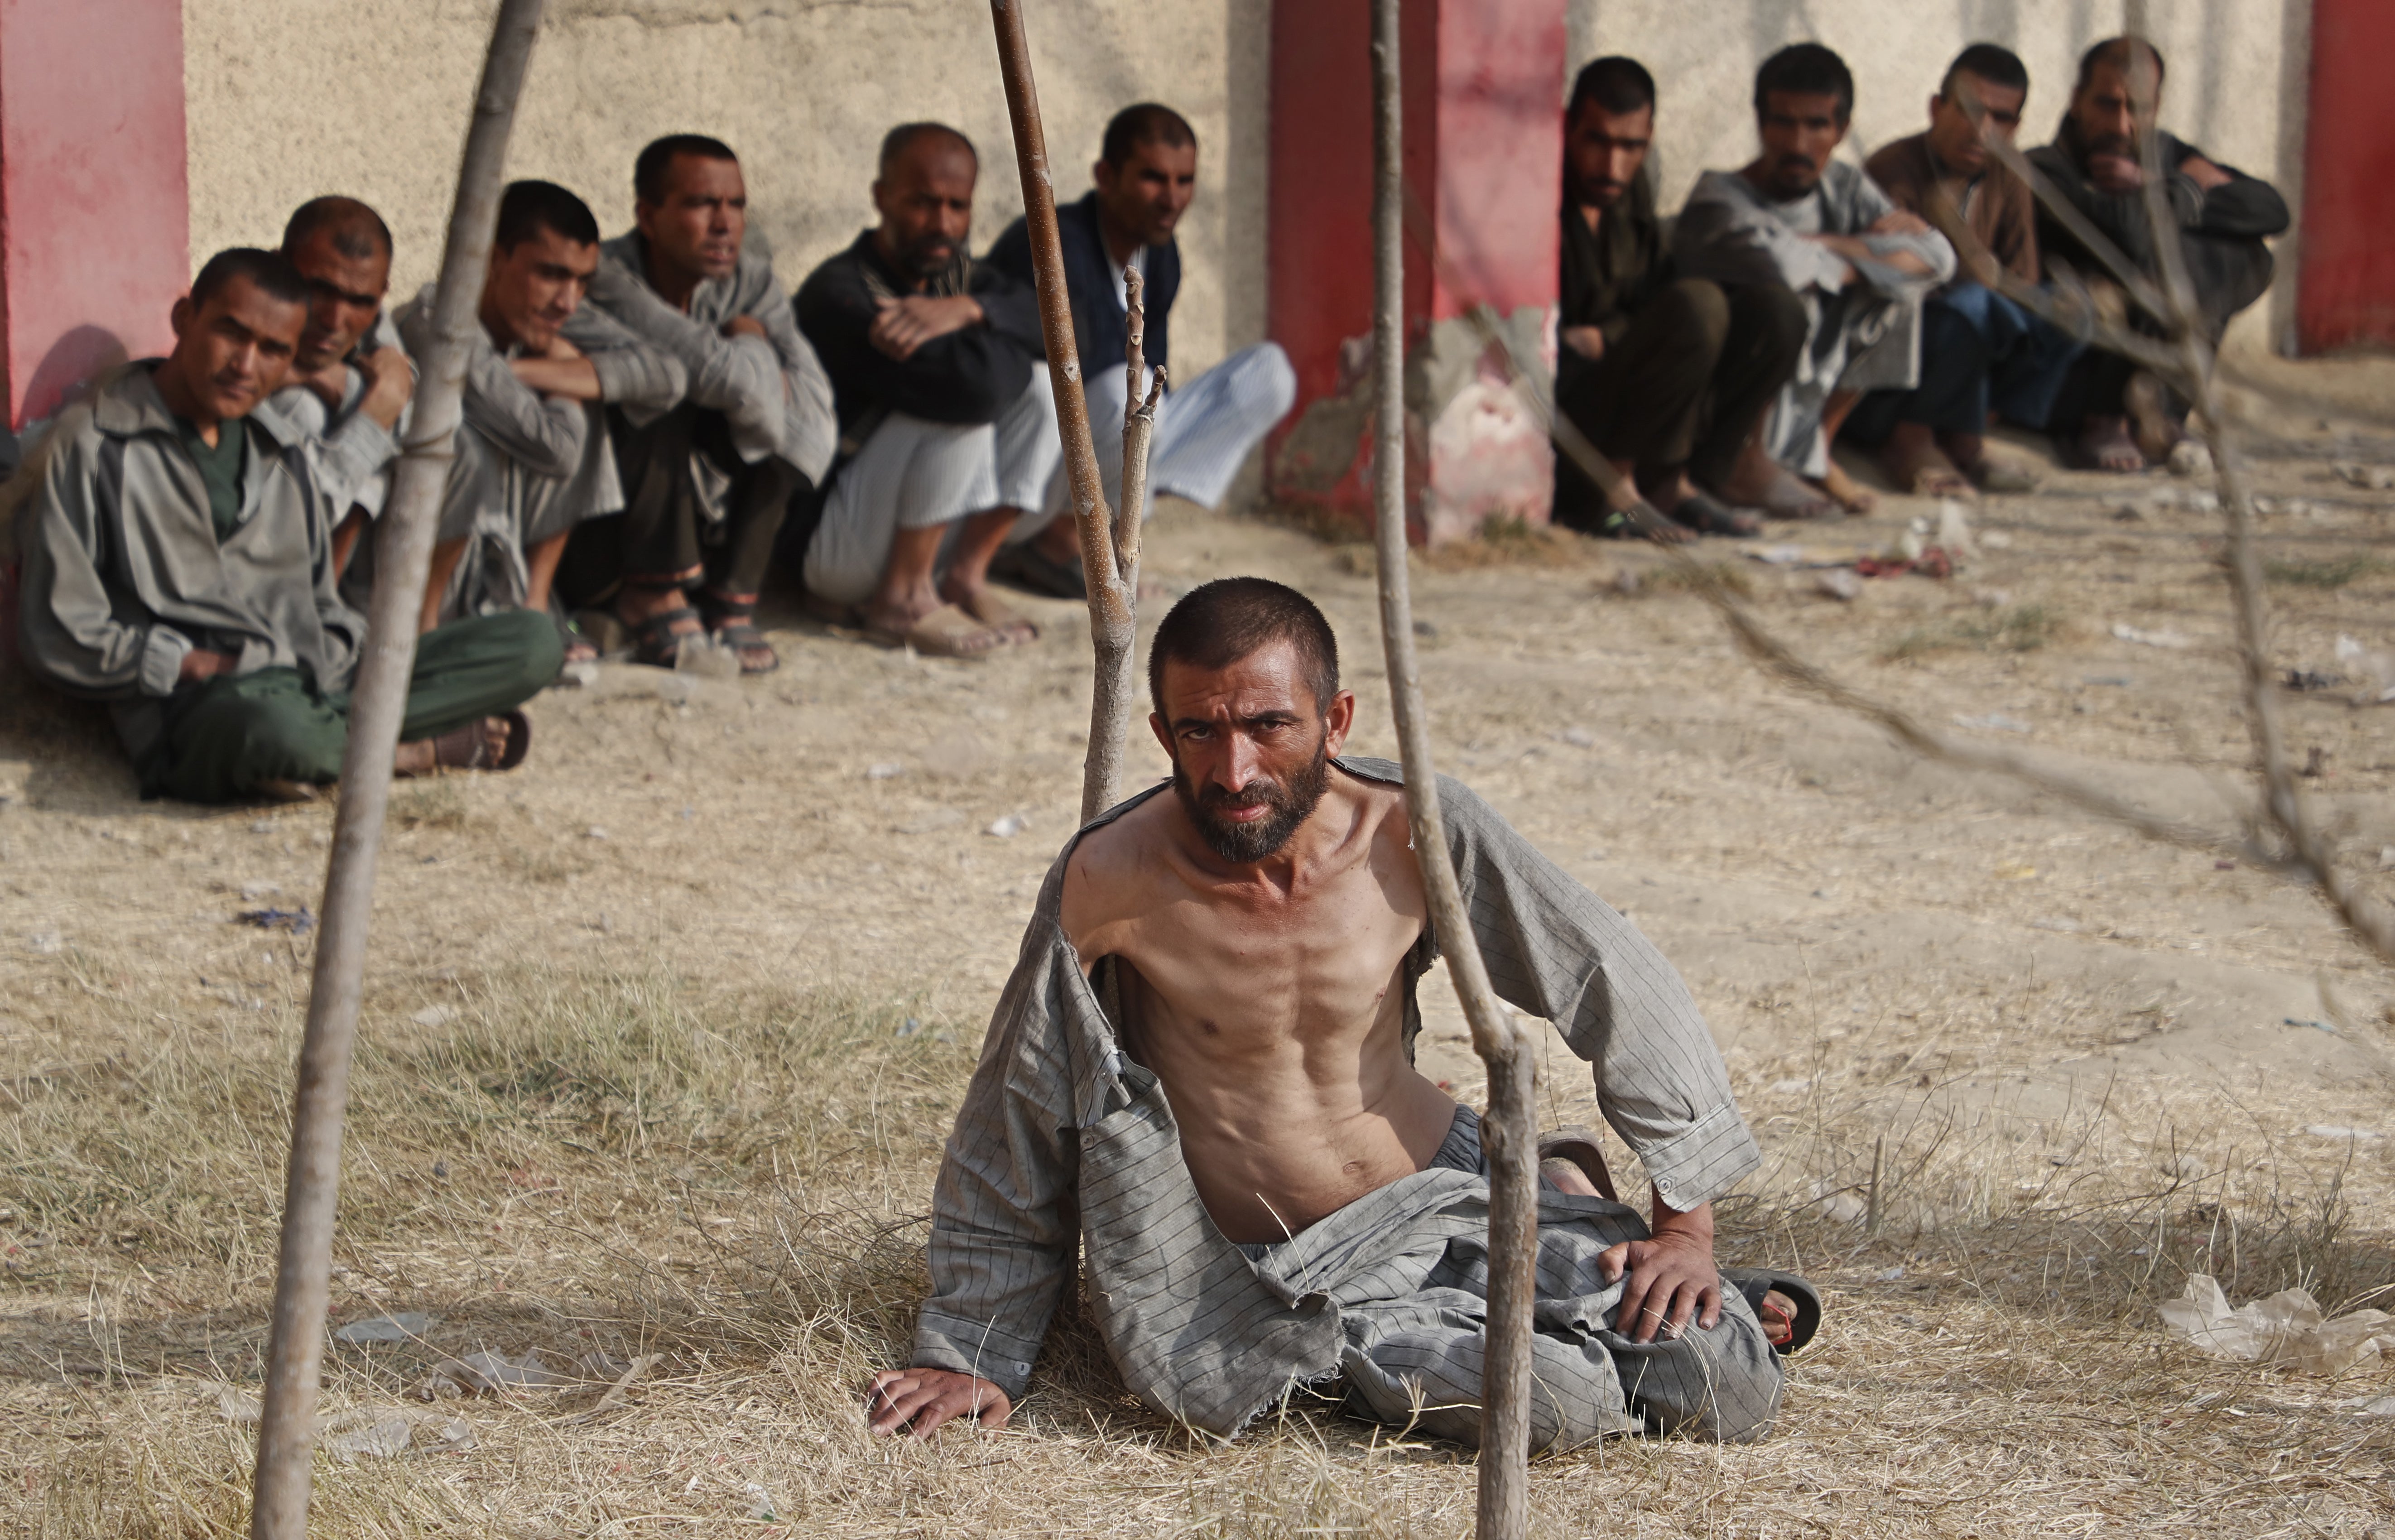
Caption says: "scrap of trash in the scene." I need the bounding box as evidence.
[2159,1274,2395,1375]
[1751,500,1979,598]
[235,907,314,934]
[207,1381,475,1463]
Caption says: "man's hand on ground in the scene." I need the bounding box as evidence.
[1599,1192,1721,1343]
[866,1367,1012,1438]
[359,345,415,430]
[869,295,984,361]
[177,649,236,684]
[1560,325,1607,361]
[721,314,770,342]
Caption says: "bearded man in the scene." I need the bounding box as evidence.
[866,577,1816,1450]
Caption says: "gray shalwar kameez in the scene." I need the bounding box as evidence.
[910,759,1784,1449]
[391,287,686,621]
[1674,162,1955,476]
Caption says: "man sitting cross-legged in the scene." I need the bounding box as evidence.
[254,196,414,586]
[14,250,560,804]
[560,134,838,674]
[2027,37,2287,472]
[1675,43,1956,519]
[982,103,1297,598]
[794,122,1051,657]
[400,180,686,655]
[867,578,1815,1448]
[1550,57,1803,543]
[1846,44,2079,497]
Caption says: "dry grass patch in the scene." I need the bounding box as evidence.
[6,953,2394,1537]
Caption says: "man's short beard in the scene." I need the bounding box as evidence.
[1172,736,1333,864]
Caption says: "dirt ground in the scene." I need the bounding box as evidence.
[4,384,2394,1535]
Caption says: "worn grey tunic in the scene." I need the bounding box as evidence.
[913,759,1774,1444]
[1674,161,1955,475]
[12,364,361,762]
[578,231,838,488]
[393,287,686,618]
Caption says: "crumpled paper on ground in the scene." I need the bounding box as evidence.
[205,1382,476,1462]
[2159,1274,2395,1375]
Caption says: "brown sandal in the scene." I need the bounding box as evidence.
[1535,1126,1621,1202]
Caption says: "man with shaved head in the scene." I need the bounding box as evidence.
[2027,38,2286,470]
[562,134,837,673]
[255,196,414,580]
[793,121,1050,657]
[14,249,559,803]
[982,103,1296,598]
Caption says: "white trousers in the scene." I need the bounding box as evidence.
[1005,341,1296,543]
[803,363,1058,606]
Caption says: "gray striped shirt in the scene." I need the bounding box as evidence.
[913,757,1761,1435]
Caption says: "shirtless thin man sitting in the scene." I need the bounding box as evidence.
[868,578,1809,1449]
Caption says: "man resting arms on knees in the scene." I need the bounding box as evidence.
[868,578,1813,1449]
[14,249,561,804]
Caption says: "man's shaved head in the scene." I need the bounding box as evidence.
[879,122,977,179]
[1149,577,1341,720]
[282,197,393,264]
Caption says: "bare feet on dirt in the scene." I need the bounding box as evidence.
[1879,423,1973,498]
[2073,414,2147,472]
[1813,461,1878,514]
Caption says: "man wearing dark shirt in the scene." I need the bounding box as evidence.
[981,104,1295,599]
[1551,57,1803,541]
[794,122,1051,657]
[1847,44,2076,495]
[2027,37,2287,471]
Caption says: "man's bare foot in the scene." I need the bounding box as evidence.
[395,714,526,776]
[2124,370,2181,464]
[2073,415,2147,472]
[1880,424,1972,498]
[862,595,1011,658]
[255,778,322,804]
[1718,439,1839,520]
[1813,461,1877,514]
[938,575,1040,643]
[1541,1157,1601,1195]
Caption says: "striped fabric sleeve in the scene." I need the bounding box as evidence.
[1433,772,1760,1210]
[910,901,1086,1399]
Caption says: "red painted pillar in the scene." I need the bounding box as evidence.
[0,0,190,431]
[2297,0,2395,355]
[1266,0,1564,544]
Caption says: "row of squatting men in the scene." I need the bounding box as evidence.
[10,106,1296,802]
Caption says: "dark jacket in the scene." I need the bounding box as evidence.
[1559,166,1669,349]
[985,191,1181,377]
[792,230,1046,439]
[2025,123,2289,280]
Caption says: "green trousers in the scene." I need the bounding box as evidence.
[142,609,563,804]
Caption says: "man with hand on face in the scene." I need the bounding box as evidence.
[394,180,684,650]
[562,135,837,674]
[981,104,1296,599]
[1846,44,2076,496]
[1675,43,1955,519]
[14,250,561,804]
[2027,38,2286,471]
[794,122,1050,658]
[1550,58,1803,543]
[255,197,414,581]
[866,577,1817,1449]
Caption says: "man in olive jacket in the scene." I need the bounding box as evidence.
[14,248,559,804]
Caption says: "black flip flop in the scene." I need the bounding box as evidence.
[1719,1266,1821,1356]
[989,541,1089,601]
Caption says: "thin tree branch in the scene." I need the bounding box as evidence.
[1365,4,1536,1527]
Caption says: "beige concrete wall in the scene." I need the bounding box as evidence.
[1569,0,2310,351]
[182,0,1273,377]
